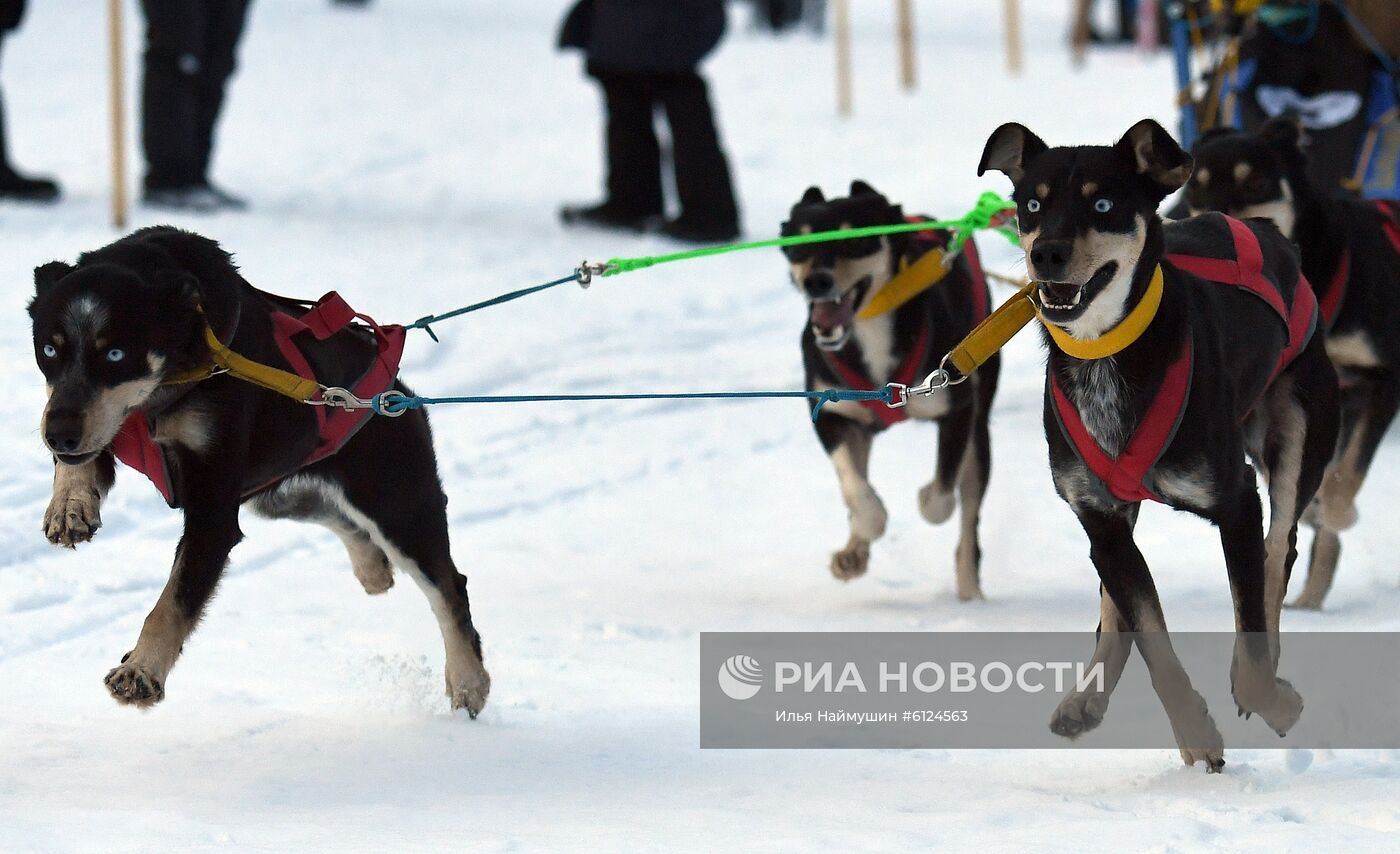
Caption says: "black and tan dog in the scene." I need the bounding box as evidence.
[978,119,1339,770]
[1188,117,1400,609]
[781,181,999,598]
[29,226,490,715]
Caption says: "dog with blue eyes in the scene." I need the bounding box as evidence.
[978,119,1339,771]
[28,226,491,716]
[780,181,999,596]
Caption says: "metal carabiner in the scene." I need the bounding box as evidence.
[310,386,374,412]
[884,383,910,409]
[575,260,614,289]
[907,353,968,398]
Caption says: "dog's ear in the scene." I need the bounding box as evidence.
[1116,119,1193,193]
[32,261,74,298]
[800,186,825,205]
[1190,126,1237,154]
[849,179,880,197]
[1259,115,1306,155]
[978,123,1048,184]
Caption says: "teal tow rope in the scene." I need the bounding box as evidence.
[406,271,583,341]
[371,386,897,422]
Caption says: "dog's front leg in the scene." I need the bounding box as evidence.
[105,469,243,708]
[1218,475,1304,737]
[816,413,884,581]
[1076,504,1226,771]
[43,451,114,547]
[1050,584,1133,738]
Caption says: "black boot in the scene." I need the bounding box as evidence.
[560,201,659,233]
[0,168,59,202]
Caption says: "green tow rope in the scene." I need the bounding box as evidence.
[601,191,1019,277]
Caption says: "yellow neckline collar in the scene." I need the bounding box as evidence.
[855,247,951,321]
[1037,266,1164,360]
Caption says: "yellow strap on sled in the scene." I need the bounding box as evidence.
[945,281,1038,378]
[1038,266,1163,361]
[163,322,321,402]
[855,247,953,321]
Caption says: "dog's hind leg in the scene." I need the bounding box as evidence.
[1077,504,1225,771]
[1295,373,1394,608]
[816,413,884,581]
[951,358,1000,600]
[250,475,394,595]
[920,401,971,526]
[1050,584,1133,738]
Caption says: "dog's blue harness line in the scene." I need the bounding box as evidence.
[367,386,898,422]
[405,270,590,342]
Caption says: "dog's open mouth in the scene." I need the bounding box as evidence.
[808,277,871,351]
[54,451,99,466]
[1034,262,1117,320]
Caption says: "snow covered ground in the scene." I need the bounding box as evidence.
[2,0,1398,850]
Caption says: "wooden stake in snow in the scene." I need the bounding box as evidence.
[108,0,128,229]
[896,0,916,91]
[1005,0,1025,76]
[835,0,853,116]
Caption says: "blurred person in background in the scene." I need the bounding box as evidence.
[558,0,741,243]
[139,0,252,213]
[0,0,58,202]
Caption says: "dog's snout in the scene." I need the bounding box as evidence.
[44,410,84,455]
[802,270,836,299]
[1030,239,1074,281]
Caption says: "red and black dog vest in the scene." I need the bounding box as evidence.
[1318,200,1400,330]
[112,292,406,508]
[1050,215,1318,504]
[820,221,990,428]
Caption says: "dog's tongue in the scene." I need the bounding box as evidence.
[810,297,855,333]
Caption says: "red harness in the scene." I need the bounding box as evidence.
[112,292,406,507]
[820,228,989,428]
[1050,216,1318,504]
[1318,201,1400,330]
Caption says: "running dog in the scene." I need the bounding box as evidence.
[978,119,1339,770]
[781,181,999,598]
[29,226,490,715]
[1188,117,1400,609]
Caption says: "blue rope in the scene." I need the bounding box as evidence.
[373,386,895,422]
[406,272,581,341]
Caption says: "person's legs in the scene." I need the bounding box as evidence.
[140,0,206,191]
[0,34,58,200]
[656,70,738,240]
[193,0,251,187]
[561,65,663,230]
[597,66,663,217]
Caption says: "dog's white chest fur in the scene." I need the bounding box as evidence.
[851,314,897,382]
[1064,358,1128,457]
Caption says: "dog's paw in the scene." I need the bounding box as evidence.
[847,489,887,541]
[447,667,491,719]
[353,552,394,595]
[830,540,871,581]
[1233,676,1303,738]
[1180,745,1227,773]
[104,657,165,708]
[1049,690,1108,739]
[917,482,956,525]
[1285,594,1325,611]
[43,488,102,548]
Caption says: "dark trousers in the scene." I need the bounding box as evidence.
[0,37,11,177]
[140,0,251,190]
[590,64,738,229]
